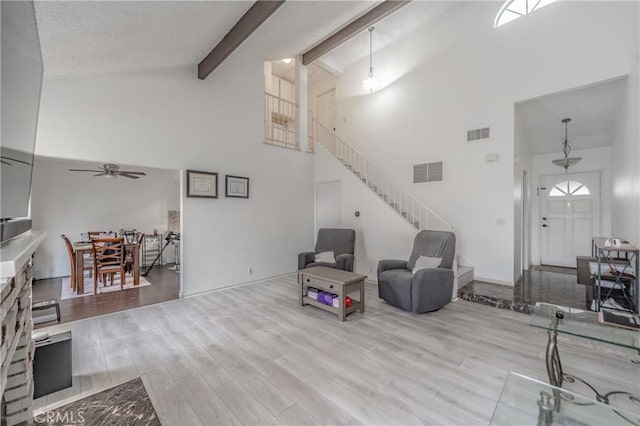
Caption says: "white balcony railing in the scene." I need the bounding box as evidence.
[264,93,298,150]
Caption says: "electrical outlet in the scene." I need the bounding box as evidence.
[248,267,254,275]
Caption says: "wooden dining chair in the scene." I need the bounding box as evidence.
[61,235,94,291]
[125,233,144,275]
[91,237,126,294]
[61,235,77,290]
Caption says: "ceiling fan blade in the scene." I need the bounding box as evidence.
[119,173,140,179]
[69,169,103,172]
[1,159,12,165]
[93,173,107,177]
[117,171,146,175]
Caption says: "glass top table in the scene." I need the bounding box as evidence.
[531,303,640,351]
[530,303,640,411]
[491,372,639,426]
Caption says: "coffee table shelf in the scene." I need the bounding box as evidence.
[298,266,366,321]
[302,296,362,316]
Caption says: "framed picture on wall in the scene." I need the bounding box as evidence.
[186,170,218,198]
[225,175,249,199]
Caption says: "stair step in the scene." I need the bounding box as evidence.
[457,266,474,288]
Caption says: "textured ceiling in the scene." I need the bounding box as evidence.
[34,1,375,76]
[35,1,253,76]
[517,78,625,155]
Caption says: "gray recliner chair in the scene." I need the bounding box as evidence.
[378,230,456,313]
[298,228,356,272]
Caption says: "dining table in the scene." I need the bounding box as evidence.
[74,241,140,294]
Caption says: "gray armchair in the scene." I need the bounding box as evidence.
[298,228,356,272]
[378,230,456,313]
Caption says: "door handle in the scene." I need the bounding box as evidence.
[542,224,548,228]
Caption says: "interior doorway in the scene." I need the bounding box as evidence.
[316,180,342,233]
[539,171,600,267]
[29,156,182,327]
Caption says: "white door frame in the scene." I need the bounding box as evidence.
[522,169,531,271]
[316,88,336,131]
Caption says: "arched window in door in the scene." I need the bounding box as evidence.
[494,0,558,27]
[549,180,590,197]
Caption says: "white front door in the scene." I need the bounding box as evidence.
[540,171,600,267]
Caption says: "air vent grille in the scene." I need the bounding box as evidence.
[467,127,490,141]
[414,161,443,183]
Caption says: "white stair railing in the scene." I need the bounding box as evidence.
[312,118,453,232]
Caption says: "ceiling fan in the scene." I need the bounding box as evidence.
[68,163,147,179]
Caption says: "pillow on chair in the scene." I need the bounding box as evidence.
[412,256,442,274]
[314,251,336,264]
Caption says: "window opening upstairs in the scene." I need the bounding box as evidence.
[264,60,298,150]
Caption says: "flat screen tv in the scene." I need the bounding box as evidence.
[1,0,43,241]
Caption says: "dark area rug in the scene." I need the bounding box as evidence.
[35,377,160,425]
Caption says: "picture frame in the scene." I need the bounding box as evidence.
[186,170,218,198]
[225,175,249,199]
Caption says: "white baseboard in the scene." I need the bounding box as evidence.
[474,276,514,286]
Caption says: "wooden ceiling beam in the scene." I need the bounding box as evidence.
[301,0,410,66]
[198,1,285,80]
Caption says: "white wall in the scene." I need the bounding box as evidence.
[611,60,640,246]
[31,156,179,278]
[530,146,613,266]
[322,1,638,284]
[34,59,315,295]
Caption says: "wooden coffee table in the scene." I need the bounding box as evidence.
[298,266,366,321]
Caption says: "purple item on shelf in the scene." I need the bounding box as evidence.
[317,291,337,306]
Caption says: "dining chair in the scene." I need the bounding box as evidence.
[62,235,94,290]
[124,233,144,275]
[61,235,77,290]
[91,237,126,294]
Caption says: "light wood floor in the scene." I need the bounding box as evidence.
[35,274,640,425]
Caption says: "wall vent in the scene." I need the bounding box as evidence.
[467,127,490,141]
[414,161,443,183]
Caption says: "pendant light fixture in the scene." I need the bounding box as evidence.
[361,26,380,92]
[552,118,581,172]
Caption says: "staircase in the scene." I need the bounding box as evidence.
[311,118,474,290]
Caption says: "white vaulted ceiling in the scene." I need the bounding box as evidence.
[35,1,253,76]
[34,1,375,77]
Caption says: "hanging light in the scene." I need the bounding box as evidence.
[361,26,380,92]
[552,118,581,172]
